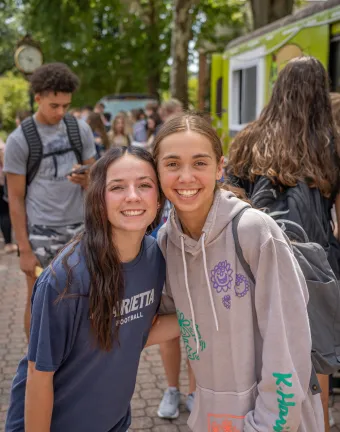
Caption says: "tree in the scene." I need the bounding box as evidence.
[170,0,199,108]
[125,0,172,99]
[15,0,249,109]
[250,0,294,30]
[22,0,172,106]
[170,0,248,108]
[0,71,29,134]
[0,0,23,75]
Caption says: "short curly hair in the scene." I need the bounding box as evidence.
[30,63,80,95]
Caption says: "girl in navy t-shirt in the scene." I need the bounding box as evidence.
[6,146,178,432]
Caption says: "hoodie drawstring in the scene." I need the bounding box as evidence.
[180,235,200,355]
[201,233,219,332]
[180,234,219,356]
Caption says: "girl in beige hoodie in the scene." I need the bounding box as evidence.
[153,113,324,432]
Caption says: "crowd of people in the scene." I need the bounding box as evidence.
[67,97,184,157]
[0,57,340,432]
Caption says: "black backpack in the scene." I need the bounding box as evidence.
[250,176,340,279]
[4,113,83,200]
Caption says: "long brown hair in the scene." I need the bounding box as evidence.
[56,146,164,351]
[331,92,340,127]
[87,112,110,150]
[227,56,340,198]
[152,112,248,201]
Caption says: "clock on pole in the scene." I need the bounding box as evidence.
[14,35,43,75]
[14,35,43,113]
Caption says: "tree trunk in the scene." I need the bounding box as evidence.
[198,51,207,111]
[146,0,161,99]
[170,0,198,109]
[250,0,294,30]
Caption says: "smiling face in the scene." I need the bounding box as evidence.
[157,131,224,219]
[105,154,159,236]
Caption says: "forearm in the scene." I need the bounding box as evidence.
[9,196,31,251]
[25,370,54,431]
[146,314,180,347]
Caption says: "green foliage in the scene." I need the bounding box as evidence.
[22,0,172,106]
[194,0,250,53]
[4,0,251,115]
[0,0,24,75]
[0,71,29,132]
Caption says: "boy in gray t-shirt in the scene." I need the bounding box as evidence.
[4,63,96,340]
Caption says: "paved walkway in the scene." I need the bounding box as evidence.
[1,247,340,431]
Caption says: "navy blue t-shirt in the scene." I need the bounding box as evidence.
[6,236,165,432]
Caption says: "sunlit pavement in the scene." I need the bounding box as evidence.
[0,246,339,431]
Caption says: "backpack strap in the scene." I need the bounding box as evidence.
[21,117,43,186]
[232,207,255,284]
[63,113,83,164]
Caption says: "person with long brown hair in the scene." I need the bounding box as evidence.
[227,57,340,432]
[228,57,340,205]
[5,146,178,432]
[108,114,131,147]
[86,111,110,157]
[153,113,323,432]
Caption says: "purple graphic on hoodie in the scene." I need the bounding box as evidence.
[210,260,233,293]
[222,295,231,309]
[235,274,250,298]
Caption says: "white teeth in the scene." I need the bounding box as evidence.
[122,210,144,216]
[177,189,199,197]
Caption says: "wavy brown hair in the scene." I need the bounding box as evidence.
[55,146,164,351]
[227,56,340,198]
[152,112,248,201]
[87,112,110,150]
[331,92,340,127]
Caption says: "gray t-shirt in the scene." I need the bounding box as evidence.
[4,116,96,226]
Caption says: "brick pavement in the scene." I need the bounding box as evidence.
[1,245,340,431]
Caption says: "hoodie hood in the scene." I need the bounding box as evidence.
[166,188,249,255]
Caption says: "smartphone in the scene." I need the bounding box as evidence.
[66,165,91,177]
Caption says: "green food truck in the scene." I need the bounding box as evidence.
[210,0,340,152]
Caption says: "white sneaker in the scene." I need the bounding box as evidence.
[157,387,180,419]
[186,392,195,412]
[329,407,335,428]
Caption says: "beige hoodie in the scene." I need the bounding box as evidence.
[158,189,324,432]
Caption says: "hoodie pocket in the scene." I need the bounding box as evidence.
[188,383,258,432]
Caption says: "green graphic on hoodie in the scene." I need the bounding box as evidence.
[177,309,206,360]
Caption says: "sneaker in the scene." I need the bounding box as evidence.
[157,387,180,419]
[186,392,195,412]
[329,407,335,428]
[4,244,17,254]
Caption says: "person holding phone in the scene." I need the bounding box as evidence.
[3,63,96,341]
